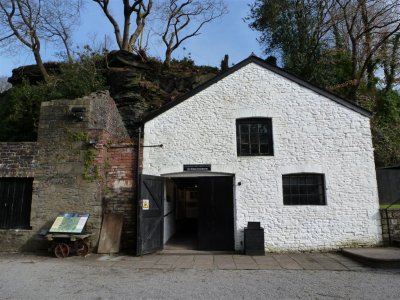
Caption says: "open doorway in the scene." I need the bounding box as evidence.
[164,176,234,251]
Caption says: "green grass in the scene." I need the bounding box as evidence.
[380,204,400,209]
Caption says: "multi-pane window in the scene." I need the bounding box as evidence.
[236,118,273,156]
[0,178,33,229]
[282,173,326,205]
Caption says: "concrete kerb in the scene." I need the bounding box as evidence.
[0,251,379,271]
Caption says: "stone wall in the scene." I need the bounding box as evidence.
[143,61,382,252]
[0,142,37,177]
[28,95,105,251]
[380,209,400,244]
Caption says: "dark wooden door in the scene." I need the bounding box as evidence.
[198,176,234,250]
[136,174,164,255]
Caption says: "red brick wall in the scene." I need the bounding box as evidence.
[87,129,138,252]
[103,143,137,252]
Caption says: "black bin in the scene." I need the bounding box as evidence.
[244,222,265,256]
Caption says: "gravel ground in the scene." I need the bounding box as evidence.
[1,255,400,299]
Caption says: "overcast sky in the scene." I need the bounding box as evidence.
[0,0,263,78]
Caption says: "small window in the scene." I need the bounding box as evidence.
[0,178,33,229]
[282,173,326,205]
[236,118,273,156]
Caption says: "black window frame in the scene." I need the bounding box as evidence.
[282,173,326,205]
[0,177,33,229]
[236,118,274,156]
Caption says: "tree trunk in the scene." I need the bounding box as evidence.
[121,8,131,51]
[129,23,144,52]
[361,1,374,90]
[33,47,50,82]
[384,34,400,93]
[62,38,73,65]
[164,50,172,68]
[366,61,375,90]
[348,36,360,99]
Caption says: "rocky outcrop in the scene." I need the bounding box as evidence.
[7,50,219,137]
[106,50,218,136]
[8,62,62,85]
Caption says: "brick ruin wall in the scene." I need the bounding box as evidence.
[0,91,138,253]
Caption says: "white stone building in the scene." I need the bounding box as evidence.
[137,55,382,254]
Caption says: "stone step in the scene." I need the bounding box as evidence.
[342,247,400,268]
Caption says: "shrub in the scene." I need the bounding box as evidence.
[0,48,108,142]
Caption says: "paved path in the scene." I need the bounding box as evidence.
[1,252,400,299]
[0,251,380,271]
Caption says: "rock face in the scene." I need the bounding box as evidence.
[8,62,62,85]
[6,50,219,137]
[106,50,218,136]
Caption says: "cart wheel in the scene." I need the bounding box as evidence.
[54,243,70,258]
[75,241,89,257]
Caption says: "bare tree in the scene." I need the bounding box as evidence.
[40,0,82,64]
[0,0,50,81]
[381,34,400,91]
[332,0,400,95]
[85,33,115,54]
[92,0,153,52]
[157,0,227,67]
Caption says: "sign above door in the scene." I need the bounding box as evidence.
[183,164,211,172]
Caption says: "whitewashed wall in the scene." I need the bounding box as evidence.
[142,62,382,252]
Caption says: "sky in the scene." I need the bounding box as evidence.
[0,0,264,78]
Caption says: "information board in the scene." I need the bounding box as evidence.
[49,213,89,234]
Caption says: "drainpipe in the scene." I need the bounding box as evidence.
[137,126,142,193]
[136,126,142,255]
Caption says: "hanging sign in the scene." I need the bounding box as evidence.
[183,164,211,172]
[142,199,150,210]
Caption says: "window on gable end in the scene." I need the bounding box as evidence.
[236,118,274,156]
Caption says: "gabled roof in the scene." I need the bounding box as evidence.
[141,55,373,124]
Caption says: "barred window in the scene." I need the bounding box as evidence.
[282,173,326,205]
[0,178,33,229]
[236,118,273,156]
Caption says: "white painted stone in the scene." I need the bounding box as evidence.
[142,62,382,252]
